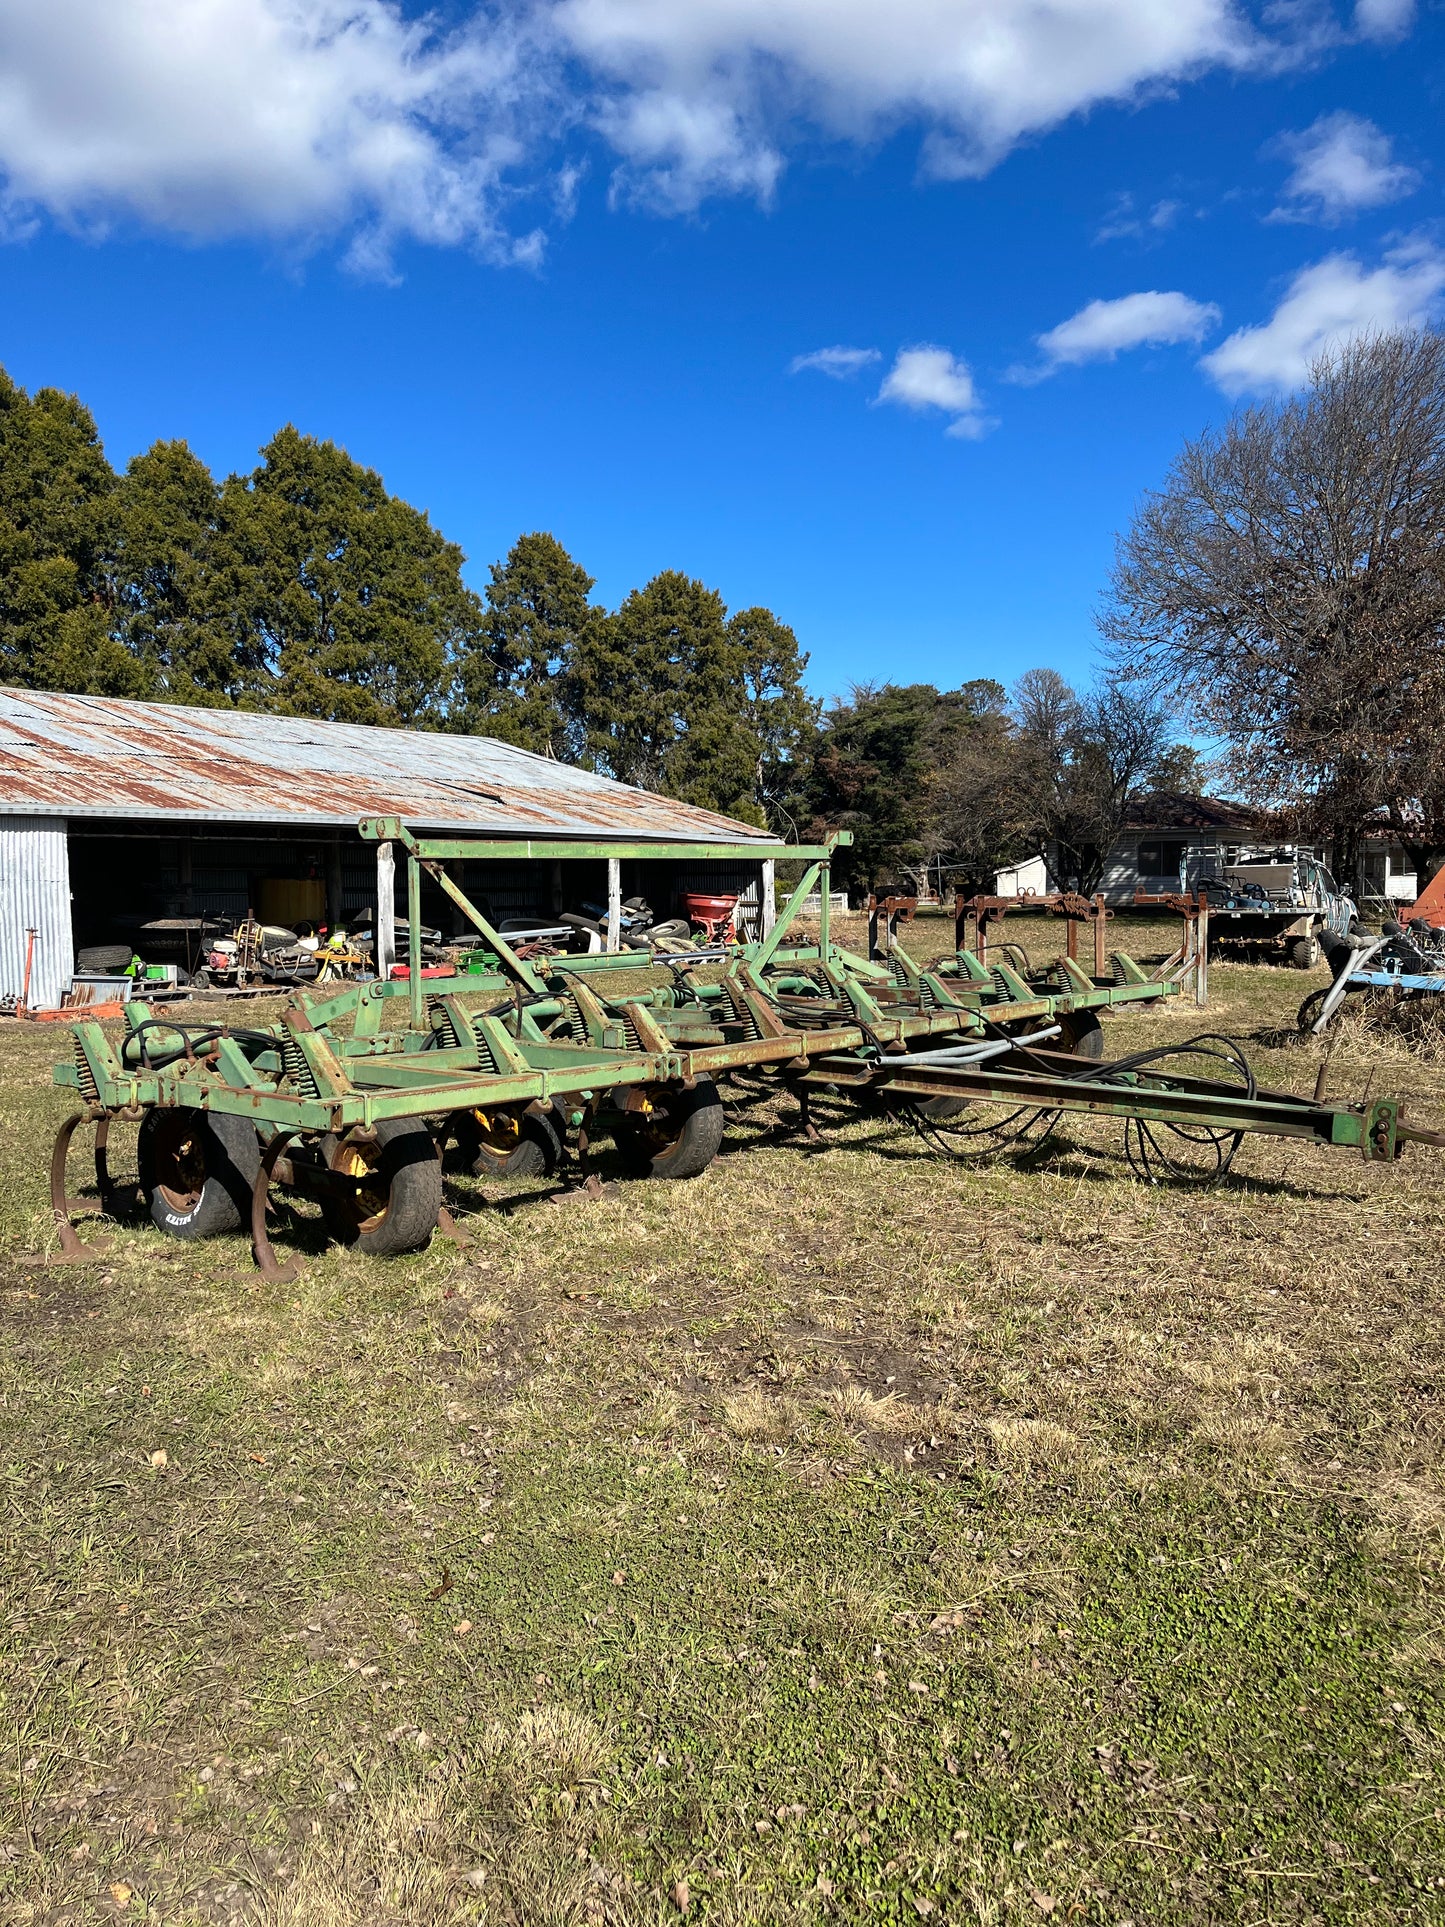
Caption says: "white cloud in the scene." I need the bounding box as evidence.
[1354,0,1414,39]
[877,345,990,438]
[1201,244,1445,394]
[0,0,544,268]
[554,0,1257,208]
[789,345,881,379]
[1022,289,1220,379]
[1096,193,1184,243]
[1270,112,1417,223]
[0,0,1420,264]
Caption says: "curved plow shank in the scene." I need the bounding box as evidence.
[36,1112,114,1264]
[251,1131,304,1285]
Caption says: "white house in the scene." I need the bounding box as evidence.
[995,792,1262,906]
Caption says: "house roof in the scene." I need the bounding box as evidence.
[0,688,770,843]
[1122,790,1261,832]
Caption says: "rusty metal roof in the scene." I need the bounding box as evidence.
[0,688,772,843]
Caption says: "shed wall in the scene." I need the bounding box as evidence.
[0,816,71,1010]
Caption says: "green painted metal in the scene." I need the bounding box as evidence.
[357,815,850,865]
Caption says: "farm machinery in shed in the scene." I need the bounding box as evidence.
[46,821,1444,1278]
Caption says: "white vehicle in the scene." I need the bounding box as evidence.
[1186,844,1360,969]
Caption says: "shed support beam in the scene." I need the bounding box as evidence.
[376,842,396,982]
[761,860,776,937]
[326,840,345,933]
[606,857,622,954]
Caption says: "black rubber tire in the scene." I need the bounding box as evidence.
[1297,986,1332,1033]
[191,967,213,989]
[76,943,133,973]
[614,1079,725,1179]
[1056,1010,1105,1059]
[138,1108,261,1239]
[453,1105,563,1178]
[912,1092,971,1121]
[322,1117,442,1255]
[1288,935,1321,971]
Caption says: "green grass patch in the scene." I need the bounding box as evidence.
[3,945,1445,1923]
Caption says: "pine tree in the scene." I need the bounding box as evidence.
[804,682,1003,890]
[726,605,819,830]
[108,440,238,703]
[565,570,749,811]
[459,531,599,753]
[0,370,145,694]
[214,427,483,726]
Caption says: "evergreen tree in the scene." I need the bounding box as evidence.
[726,605,819,831]
[212,427,484,726]
[107,440,237,702]
[459,531,599,753]
[804,682,1005,891]
[0,370,144,695]
[567,570,754,814]
[0,361,821,816]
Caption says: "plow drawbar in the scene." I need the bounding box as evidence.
[47,821,1444,1276]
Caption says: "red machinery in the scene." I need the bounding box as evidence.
[680,890,740,944]
[1405,863,1445,929]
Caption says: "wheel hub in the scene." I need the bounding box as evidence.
[153,1113,205,1211]
[332,1136,390,1230]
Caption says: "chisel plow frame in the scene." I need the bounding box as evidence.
[46,822,1444,1276]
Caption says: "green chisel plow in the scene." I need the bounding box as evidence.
[45,821,1442,1279]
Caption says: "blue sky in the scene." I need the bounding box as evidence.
[0,0,1439,702]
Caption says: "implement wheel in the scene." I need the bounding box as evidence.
[1056,1010,1105,1059]
[451,1104,562,1179]
[1298,986,1332,1033]
[910,1087,971,1123]
[138,1108,261,1239]
[614,1079,725,1179]
[322,1118,442,1255]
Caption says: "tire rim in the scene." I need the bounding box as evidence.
[152,1112,205,1212]
[471,1107,523,1156]
[331,1134,390,1232]
[626,1093,680,1157]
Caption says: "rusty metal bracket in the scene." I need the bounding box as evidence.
[250,1130,304,1284]
[32,1111,113,1264]
[436,1203,474,1247]
[547,1097,618,1205]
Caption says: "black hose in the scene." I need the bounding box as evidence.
[125,1019,280,1071]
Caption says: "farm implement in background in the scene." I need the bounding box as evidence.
[47,821,1445,1279]
[1301,922,1445,1036]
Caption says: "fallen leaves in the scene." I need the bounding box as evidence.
[108,1882,132,1910]
[670,1877,690,1911]
[147,1450,167,1469]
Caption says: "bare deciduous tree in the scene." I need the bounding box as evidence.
[1101,329,1445,881]
[1009,668,1175,891]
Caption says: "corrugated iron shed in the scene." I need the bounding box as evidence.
[0,689,770,844]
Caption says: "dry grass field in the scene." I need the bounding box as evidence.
[3,914,1445,1925]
